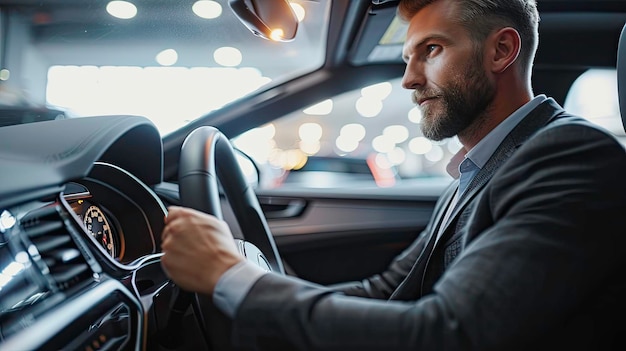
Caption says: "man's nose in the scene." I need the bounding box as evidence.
[401,59,426,90]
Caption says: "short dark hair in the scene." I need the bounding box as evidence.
[398,0,539,76]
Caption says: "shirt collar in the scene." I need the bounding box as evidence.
[446,94,547,178]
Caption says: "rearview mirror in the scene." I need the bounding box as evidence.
[229,0,298,42]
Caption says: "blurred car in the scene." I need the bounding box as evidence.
[0,0,625,350]
[278,156,398,188]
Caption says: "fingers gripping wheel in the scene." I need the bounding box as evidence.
[178,126,284,274]
[177,126,284,350]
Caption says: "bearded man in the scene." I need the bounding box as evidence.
[161,0,626,349]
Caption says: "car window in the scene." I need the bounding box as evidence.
[0,0,330,135]
[563,68,625,145]
[232,77,459,189]
[236,68,626,190]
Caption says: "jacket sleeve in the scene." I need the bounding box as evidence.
[231,123,626,351]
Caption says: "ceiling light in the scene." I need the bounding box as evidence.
[106,1,137,19]
[303,99,333,115]
[193,1,222,19]
[383,125,409,143]
[374,153,393,170]
[372,135,395,153]
[408,137,432,155]
[361,82,392,100]
[0,69,10,81]
[335,136,359,153]
[356,97,383,118]
[213,47,242,67]
[290,3,306,22]
[387,147,406,165]
[299,122,323,142]
[408,107,422,123]
[299,140,320,155]
[270,28,286,41]
[155,49,178,66]
[340,123,366,141]
[425,145,444,162]
[286,149,307,170]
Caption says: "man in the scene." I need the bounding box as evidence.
[161,0,626,349]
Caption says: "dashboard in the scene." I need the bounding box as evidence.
[0,116,204,350]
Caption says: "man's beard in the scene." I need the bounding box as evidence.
[413,57,496,141]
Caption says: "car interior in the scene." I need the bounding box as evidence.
[1,0,625,350]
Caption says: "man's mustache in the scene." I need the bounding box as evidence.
[412,90,443,106]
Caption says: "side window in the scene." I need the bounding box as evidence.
[564,69,624,144]
[233,78,457,189]
[234,70,625,189]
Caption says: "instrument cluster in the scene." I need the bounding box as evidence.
[69,197,123,259]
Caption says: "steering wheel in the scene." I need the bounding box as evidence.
[177,126,284,349]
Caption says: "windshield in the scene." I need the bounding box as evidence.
[0,0,329,134]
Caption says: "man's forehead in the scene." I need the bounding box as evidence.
[401,2,466,53]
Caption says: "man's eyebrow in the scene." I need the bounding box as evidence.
[402,34,452,61]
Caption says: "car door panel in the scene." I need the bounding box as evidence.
[254,185,448,285]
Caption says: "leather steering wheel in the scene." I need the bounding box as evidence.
[177,126,284,349]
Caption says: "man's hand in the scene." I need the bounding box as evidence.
[161,206,244,295]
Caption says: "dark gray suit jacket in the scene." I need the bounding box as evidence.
[231,99,626,350]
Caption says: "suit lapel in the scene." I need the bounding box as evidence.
[388,181,457,300]
[390,99,567,301]
[434,99,566,246]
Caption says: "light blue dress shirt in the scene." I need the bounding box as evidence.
[213,95,548,318]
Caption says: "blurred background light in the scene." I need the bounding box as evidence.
[408,106,422,123]
[106,1,137,19]
[299,140,321,155]
[446,137,463,153]
[383,125,409,143]
[372,135,395,153]
[387,147,406,165]
[299,122,323,141]
[361,82,392,100]
[270,29,286,41]
[155,49,178,66]
[374,153,392,169]
[213,47,242,67]
[335,136,359,153]
[340,123,366,141]
[408,136,432,155]
[290,2,306,22]
[356,97,383,117]
[192,1,222,19]
[303,99,333,115]
[425,145,444,162]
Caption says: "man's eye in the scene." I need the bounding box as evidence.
[426,44,438,53]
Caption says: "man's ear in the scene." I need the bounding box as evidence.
[489,27,521,73]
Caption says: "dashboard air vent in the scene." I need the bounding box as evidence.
[21,205,93,291]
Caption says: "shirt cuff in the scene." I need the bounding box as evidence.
[212,260,268,318]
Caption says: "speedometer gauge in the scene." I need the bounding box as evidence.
[83,205,116,257]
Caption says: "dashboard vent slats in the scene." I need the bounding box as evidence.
[21,205,93,292]
[31,235,72,253]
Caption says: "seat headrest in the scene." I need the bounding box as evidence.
[618,23,626,132]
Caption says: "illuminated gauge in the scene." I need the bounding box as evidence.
[83,205,116,257]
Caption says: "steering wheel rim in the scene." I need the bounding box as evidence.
[178,125,284,273]
[177,126,284,350]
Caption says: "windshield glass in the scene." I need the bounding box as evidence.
[0,0,329,134]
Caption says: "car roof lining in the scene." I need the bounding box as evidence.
[348,4,626,69]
